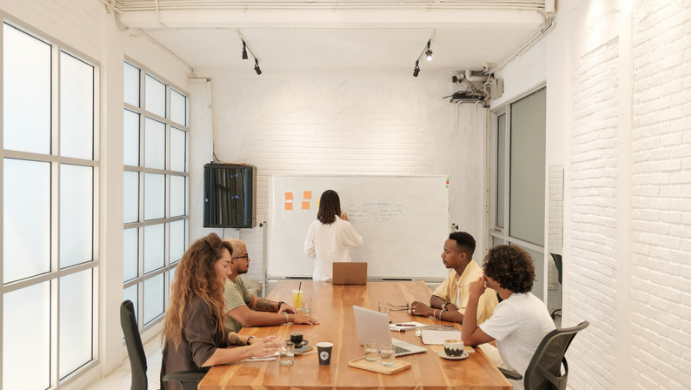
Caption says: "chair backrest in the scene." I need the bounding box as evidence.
[120,300,148,390]
[524,321,589,390]
[550,253,563,285]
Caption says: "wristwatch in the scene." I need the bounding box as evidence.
[277,301,285,311]
[246,336,255,345]
[441,301,449,310]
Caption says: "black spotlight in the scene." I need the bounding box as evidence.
[241,40,248,60]
[254,59,262,75]
[413,61,420,77]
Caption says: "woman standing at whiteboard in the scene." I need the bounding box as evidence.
[304,190,364,281]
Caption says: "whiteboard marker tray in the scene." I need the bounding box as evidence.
[348,356,411,375]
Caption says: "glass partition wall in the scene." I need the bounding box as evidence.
[490,87,547,300]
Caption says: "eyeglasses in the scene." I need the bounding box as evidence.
[388,303,410,312]
[232,254,249,260]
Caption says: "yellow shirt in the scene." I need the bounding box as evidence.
[433,261,498,325]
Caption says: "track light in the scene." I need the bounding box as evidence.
[254,59,262,75]
[241,40,248,60]
[412,38,433,77]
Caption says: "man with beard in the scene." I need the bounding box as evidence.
[222,238,319,333]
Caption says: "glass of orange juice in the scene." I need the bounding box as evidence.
[292,289,303,309]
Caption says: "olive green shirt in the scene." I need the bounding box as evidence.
[223,276,253,332]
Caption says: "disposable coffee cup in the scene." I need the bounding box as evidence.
[317,342,333,365]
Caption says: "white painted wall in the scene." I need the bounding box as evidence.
[190,69,488,284]
[496,0,691,389]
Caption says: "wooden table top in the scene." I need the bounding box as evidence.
[199,281,511,390]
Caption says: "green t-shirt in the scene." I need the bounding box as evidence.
[223,276,253,333]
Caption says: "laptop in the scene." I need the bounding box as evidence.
[353,306,427,357]
[332,262,368,285]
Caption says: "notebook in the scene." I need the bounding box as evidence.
[419,325,462,345]
[352,306,427,357]
[332,262,368,285]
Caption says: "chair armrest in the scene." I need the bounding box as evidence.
[498,367,523,381]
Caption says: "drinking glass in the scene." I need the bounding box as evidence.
[380,343,395,367]
[302,298,312,315]
[292,289,303,309]
[364,339,380,362]
[279,341,295,365]
[378,300,389,314]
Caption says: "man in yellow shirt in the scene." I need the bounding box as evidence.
[410,232,498,325]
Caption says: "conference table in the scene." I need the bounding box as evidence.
[199,281,511,390]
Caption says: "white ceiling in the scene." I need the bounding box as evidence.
[113,1,548,75]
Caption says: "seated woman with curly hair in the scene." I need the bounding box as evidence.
[161,233,279,390]
[461,245,555,390]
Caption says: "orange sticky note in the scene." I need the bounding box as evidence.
[285,202,293,211]
[285,192,293,201]
[302,201,310,210]
[304,191,312,199]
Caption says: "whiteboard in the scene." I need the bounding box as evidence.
[267,175,450,280]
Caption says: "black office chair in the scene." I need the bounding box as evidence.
[550,253,563,319]
[499,321,589,390]
[120,300,208,390]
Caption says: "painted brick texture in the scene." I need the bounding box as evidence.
[568,38,620,390]
[205,74,486,283]
[629,1,691,389]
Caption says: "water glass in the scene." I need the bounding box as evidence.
[380,343,395,367]
[279,341,295,365]
[378,300,389,314]
[364,339,380,362]
[302,298,312,315]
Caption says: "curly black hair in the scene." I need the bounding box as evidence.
[483,245,535,294]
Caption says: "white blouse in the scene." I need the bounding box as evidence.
[304,216,364,281]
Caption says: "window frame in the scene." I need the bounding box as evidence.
[489,85,547,299]
[0,15,101,388]
[122,58,189,332]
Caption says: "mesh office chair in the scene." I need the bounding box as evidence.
[120,300,208,390]
[499,321,589,390]
[550,253,563,319]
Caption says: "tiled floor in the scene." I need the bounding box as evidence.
[85,335,163,390]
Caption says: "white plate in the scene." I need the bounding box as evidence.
[437,350,468,360]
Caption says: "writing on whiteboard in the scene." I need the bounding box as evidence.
[344,201,408,223]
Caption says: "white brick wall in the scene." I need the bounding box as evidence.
[567,37,620,390]
[198,72,488,283]
[629,1,691,389]
[0,0,103,60]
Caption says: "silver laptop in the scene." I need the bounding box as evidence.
[353,306,427,357]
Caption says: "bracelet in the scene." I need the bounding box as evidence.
[433,309,438,319]
[438,308,445,320]
[284,312,290,323]
[246,336,255,345]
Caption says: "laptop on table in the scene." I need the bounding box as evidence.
[332,262,368,285]
[353,306,427,357]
